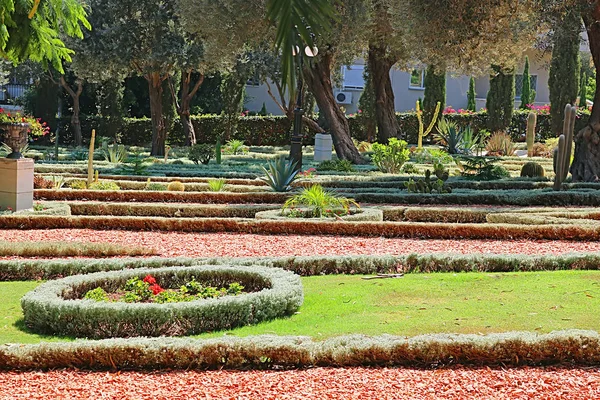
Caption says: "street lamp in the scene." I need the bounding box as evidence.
[289,45,318,171]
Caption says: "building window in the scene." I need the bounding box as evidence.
[341,64,365,90]
[409,69,425,89]
[515,74,538,99]
[246,74,260,87]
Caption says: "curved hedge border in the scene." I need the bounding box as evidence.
[4,253,600,281]
[21,265,303,339]
[1,330,599,370]
[254,208,383,222]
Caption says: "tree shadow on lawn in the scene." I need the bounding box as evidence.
[12,318,75,343]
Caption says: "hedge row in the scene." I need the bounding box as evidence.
[4,253,600,281]
[35,189,287,204]
[21,265,303,339]
[2,214,600,240]
[1,330,599,370]
[51,109,592,147]
[43,173,267,186]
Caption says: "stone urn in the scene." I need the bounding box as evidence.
[0,122,29,159]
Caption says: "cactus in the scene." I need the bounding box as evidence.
[526,112,536,157]
[404,169,451,194]
[164,145,171,163]
[167,181,185,192]
[215,137,222,164]
[553,104,576,191]
[87,129,96,188]
[94,170,99,183]
[416,100,441,149]
[520,161,545,177]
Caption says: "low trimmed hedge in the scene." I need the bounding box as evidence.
[254,208,384,222]
[1,330,599,370]
[40,173,267,186]
[487,213,600,226]
[21,265,303,339]
[4,253,600,281]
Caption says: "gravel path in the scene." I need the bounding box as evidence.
[1,229,600,258]
[0,367,599,399]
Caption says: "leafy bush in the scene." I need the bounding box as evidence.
[371,138,410,174]
[34,175,53,189]
[65,179,87,190]
[223,139,248,155]
[207,178,226,192]
[456,155,511,180]
[485,132,516,156]
[316,159,355,172]
[282,184,359,218]
[88,181,120,191]
[167,181,185,192]
[188,144,214,165]
[145,182,168,191]
[261,157,298,192]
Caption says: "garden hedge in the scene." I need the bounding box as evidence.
[1,330,600,370]
[21,265,303,339]
[51,109,591,147]
[4,253,600,281]
[254,208,384,222]
[4,214,600,240]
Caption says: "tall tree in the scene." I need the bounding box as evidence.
[520,56,533,109]
[549,9,581,136]
[423,64,446,125]
[579,70,588,108]
[467,77,476,112]
[486,65,515,132]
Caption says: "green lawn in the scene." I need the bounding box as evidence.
[3,270,600,344]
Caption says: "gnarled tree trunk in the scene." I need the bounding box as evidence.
[368,43,400,144]
[147,72,167,156]
[571,5,600,182]
[170,70,204,146]
[59,76,83,147]
[303,52,364,164]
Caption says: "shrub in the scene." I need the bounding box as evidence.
[145,182,168,191]
[65,179,87,190]
[282,184,359,218]
[21,265,304,338]
[531,142,551,157]
[223,139,248,155]
[167,181,185,192]
[34,175,53,189]
[485,132,516,156]
[371,138,410,174]
[88,181,120,191]
[188,144,214,165]
[207,178,226,192]
[261,157,298,192]
[316,159,355,172]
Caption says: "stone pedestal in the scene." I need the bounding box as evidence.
[0,158,34,211]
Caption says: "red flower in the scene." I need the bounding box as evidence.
[149,284,164,295]
[143,275,156,285]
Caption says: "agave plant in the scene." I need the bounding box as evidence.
[207,178,226,192]
[282,184,359,218]
[102,143,128,164]
[434,118,465,154]
[261,157,299,192]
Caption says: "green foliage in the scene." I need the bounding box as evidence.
[371,138,410,174]
[119,157,150,176]
[102,143,128,164]
[65,179,87,190]
[224,139,248,155]
[423,65,446,126]
[283,184,359,218]
[520,56,533,109]
[520,162,546,178]
[456,155,510,180]
[434,118,482,155]
[467,77,476,112]
[145,182,167,191]
[220,70,247,140]
[401,163,419,174]
[357,64,377,141]
[207,178,226,192]
[486,65,515,132]
[167,181,185,192]
[188,144,214,165]
[404,170,451,194]
[84,287,109,302]
[485,132,516,156]
[579,71,588,108]
[88,181,120,191]
[316,159,355,172]
[549,9,581,135]
[261,157,299,192]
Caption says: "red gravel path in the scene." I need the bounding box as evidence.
[0,367,599,399]
[1,229,600,258]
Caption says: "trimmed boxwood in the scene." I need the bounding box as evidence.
[21,265,303,339]
[254,208,383,222]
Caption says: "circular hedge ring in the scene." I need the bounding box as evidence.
[255,207,383,221]
[21,265,303,339]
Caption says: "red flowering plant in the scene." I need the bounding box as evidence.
[0,108,50,137]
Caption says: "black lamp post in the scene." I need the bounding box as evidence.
[289,45,317,171]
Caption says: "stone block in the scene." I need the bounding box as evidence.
[0,158,34,211]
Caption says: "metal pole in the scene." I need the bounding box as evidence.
[289,56,304,171]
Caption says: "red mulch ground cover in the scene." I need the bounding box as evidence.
[1,229,600,258]
[0,367,599,399]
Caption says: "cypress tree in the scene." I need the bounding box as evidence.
[357,64,377,142]
[486,65,515,132]
[423,64,446,125]
[467,77,476,112]
[520,56,532,109]
[579,70,588,108]
[548,9,581,135]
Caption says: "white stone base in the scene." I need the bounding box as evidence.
[0,158,34,211]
